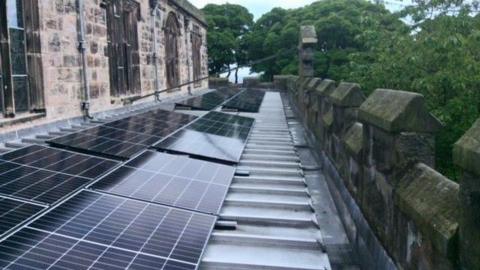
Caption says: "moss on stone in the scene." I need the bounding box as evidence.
[343,122,363,158]
[315,79,336,96]
[396,163,459,256]
[322,109,334,127]
[329,82,366,107]
[358,89,442,133]
[307,78,322,90]
[453,119,480,175]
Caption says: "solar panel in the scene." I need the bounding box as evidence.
[154,112,255,163]
[91,151,235,214]
[49,109,197,160]
[0,145,119,205]
[0,197,45,237]
[20,191,216,269]
[175,88,241,110]
[222,88,266,112]
[0,227,198,269]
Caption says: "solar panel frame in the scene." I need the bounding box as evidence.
[0,145,120,205]
[222,88,266,112]
[154,111,255,164]
[90,151,235,214]
[48,109,198,160]
[22,190,216,269]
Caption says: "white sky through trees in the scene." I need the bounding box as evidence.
[190,0,414,20]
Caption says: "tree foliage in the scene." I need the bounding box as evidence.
[241,0,480,180]
[202,3,254,79]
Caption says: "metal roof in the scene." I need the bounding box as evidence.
[0,90,357,270]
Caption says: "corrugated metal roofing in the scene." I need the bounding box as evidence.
[200,92,332,270]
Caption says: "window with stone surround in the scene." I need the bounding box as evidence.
[165,12,180,89]
[0,0,44,118]
[192,24,202,88]
[105,0,141,97]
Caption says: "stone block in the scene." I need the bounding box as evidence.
[395,163,459,257]
[453,118,480,176]
[329,82,365,107]
[343,122,363,161]
[359,89,442,133]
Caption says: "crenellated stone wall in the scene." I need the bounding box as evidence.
[276,75,470,270]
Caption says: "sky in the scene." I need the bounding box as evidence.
[189,0,319,20]
[189,0,414,20]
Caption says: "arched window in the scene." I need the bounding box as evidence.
[165,12,180,89]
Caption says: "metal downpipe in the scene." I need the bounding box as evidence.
[152,3,161,102]
[78,0,93,119]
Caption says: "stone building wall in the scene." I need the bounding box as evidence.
[1,0,208,133]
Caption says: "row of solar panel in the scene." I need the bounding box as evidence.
[0,89,262,269]
[49,109,198,160]
[175,87,241,110]
[222,89,266,113]
[0,145,233,269]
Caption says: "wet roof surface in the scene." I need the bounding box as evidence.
[0,89,351,270]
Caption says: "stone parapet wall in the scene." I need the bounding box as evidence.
[276,75,469,270]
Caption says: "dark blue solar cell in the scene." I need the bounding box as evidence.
[0,227,172,270]
[92,151,235,214]
[223,88,266,112]
[0,146,119,205]
[0,197,45,237]
[154,112,254,163]
[28,191,216,268]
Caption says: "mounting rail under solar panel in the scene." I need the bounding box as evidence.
[154,111,255,164]
[222,88,266,112]
[175,88,241,110]
[0,145,119,205]
[91,151,235,215]
[48,109,197,160]
[0,191,216,269]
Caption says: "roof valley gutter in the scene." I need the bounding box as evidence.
[78,0,94,120]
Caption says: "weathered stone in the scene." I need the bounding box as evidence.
[300,25,318,44]
[343,122,363,160]
[243,76,260,88]
[307,77,321,90]
[322,109,334,128]
[329,82,365,107]
[395,163,459,256]
[316,79,336,96]
[209,77,229,88]
[299,25,317,77]
[453,119,480,176]
[359,89,442,133]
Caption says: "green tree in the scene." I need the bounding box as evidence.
[247,0,405,81]
[202,3,254,81]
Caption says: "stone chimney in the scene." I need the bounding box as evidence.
[299,25,317,78]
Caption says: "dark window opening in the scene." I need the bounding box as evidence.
[0,0,44,118]
[106,0,141,97]
[192,25,202,88]
[165,12,180,89]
